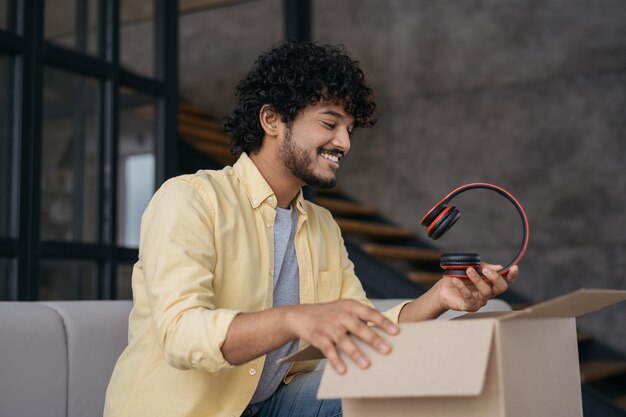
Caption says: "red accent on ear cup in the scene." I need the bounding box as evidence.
[428,207,460,240]
[440,253,481,278]
[420,204,446,227]
[426,206,452,236]
[441,269,473,278]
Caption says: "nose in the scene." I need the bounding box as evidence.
[333,126,351,154]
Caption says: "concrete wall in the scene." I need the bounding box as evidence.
[179,0,283,117]
[313,0,626,354]
[169,0,626,354]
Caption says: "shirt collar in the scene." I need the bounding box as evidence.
[233,153,273,208]
[233,153,307,215]
[293,188,307,215]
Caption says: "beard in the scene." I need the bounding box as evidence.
[279,126,337,189]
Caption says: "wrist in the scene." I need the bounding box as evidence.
[400,284,448,322]
[423,283,449,317]
[281,305,301,339]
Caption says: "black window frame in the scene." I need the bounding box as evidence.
[0,0,178,301]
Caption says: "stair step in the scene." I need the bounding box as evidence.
[579,361,626,383]
[335,218,415,239]
[510,303,532,311]
[181,137,236,166]
[316,197,378,216]
[179,102,212,118]
[178,123,231,146]
[615,395,626,409]
[406,271,442,285]
[577,331,593,344]
[179,111,225,132]
[362,243,441,262]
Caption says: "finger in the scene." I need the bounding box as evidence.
[452,278,474,302]
[341,316,392,355]
[467,267,493,299]
[451,277,478,310]
[482,268,508,295]
[334,332,371,369]
[346,301,400,335]
[317,338,347,375]
[480,262,503,273]
[505,265,518,284]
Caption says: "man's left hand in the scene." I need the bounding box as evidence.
[433,263,518,313]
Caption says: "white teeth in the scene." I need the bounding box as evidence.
[321,152,340,163]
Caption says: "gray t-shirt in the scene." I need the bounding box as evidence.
[249,206,300,404]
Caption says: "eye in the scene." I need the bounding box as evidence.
[321,121,336,130]
[347,126,354,135]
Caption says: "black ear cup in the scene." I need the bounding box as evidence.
[440,253,481,278]
[428,207,460,240]
[440,253,481,266]
[420,204,447,227]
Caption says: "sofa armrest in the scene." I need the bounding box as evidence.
[0,303,68,417]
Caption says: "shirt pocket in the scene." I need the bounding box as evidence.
[317,270,342,303]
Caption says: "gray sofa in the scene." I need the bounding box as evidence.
[0,299,510,417]
[0,301,132,417]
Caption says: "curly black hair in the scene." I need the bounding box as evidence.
[223,41,376,156]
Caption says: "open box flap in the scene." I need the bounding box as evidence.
[289,320,496,399]
[278,344,325,363]
[498,288,626,320]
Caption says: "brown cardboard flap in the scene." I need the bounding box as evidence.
[315,320,495,399]
[277,344,325,364]
[452,311,511,320]
[500,288,626,320]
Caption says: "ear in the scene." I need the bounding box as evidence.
[259,104,281,138]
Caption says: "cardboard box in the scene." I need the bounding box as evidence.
[281,289,626,417]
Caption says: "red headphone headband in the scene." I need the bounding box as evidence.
[421,182,530,275]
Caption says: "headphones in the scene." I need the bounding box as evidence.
[419,183,529,278]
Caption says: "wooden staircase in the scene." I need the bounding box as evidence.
[176,101,626,415]
[178,102,236,167]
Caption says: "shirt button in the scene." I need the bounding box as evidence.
[249,368,257,376]
[266,224,271,228]
[268,197,274,203]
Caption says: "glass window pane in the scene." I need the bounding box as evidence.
[120,0,155,77]
[118,89,156,247]
[41,67,100,242]
[0,55,15,238]
[116,263,133,300]
[44,0,99,55]
[0,0,16,31]
[0,1,5,29]
[39,259,97,300]
[0,257,16,301]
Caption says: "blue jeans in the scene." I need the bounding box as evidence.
[241,370,341,417]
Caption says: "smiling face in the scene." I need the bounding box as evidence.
[279,101,354,189]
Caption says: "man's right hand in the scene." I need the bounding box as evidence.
[284,300,400,374]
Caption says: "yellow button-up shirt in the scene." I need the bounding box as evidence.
[104,153,406,417]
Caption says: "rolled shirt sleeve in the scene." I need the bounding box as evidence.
[139,177,240,374]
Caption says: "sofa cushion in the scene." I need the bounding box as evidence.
[0,302,68,417]
[371,298,512,318]
[42,301,132,417]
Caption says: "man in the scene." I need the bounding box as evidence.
[104,41,517,417]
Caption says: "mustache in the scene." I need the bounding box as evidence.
[319,148,345,157]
